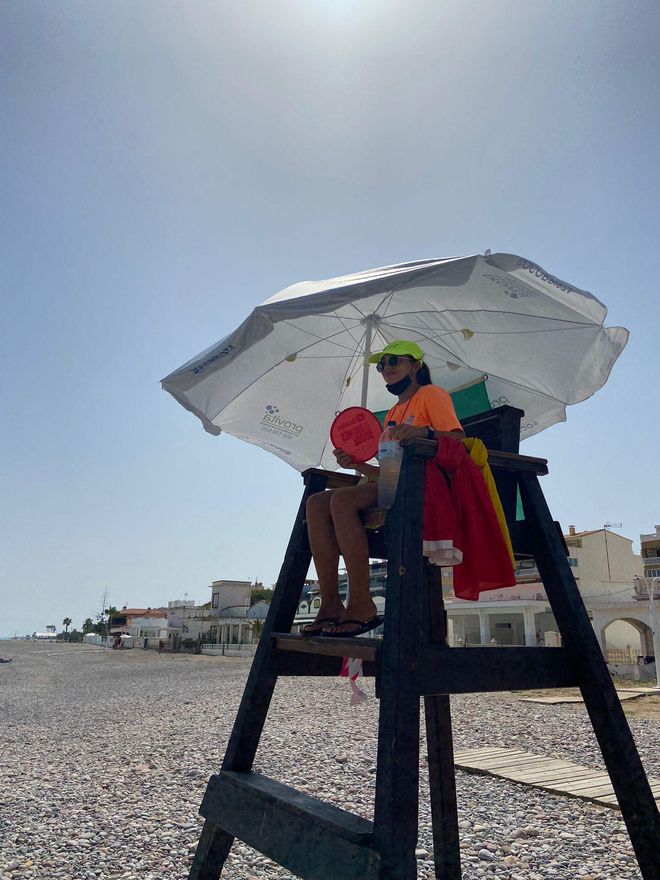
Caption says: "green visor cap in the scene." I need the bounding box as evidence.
[368,340,425,364]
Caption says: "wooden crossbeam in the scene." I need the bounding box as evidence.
[417,646,578,694]
[199,771,379,880]
[273,638,578,694]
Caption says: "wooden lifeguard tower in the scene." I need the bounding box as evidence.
[187,407,660,880]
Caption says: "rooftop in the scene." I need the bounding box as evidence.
[640,526,660,543]
[112,608,167,619]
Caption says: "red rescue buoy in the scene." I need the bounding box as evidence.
[330,407,383,463]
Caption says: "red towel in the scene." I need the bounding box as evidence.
[424,437,516,600]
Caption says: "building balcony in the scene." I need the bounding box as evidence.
[633,579,660,600]
[209,606,250,619]
[642,555,660,567]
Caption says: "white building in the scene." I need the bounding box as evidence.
[640,525,660,580]
[129,616,169,640]
[447,526,646,655]
[167,580,270,648]
[109,607,168,641]
[207,580,262,645]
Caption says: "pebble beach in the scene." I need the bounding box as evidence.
[1,640,658,880]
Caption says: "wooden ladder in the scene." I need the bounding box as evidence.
[188,431,660,880]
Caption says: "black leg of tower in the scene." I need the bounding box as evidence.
[188,826,234,880]
[373,447,429,879]
[189,471,328,880]
[518,470,660,880]
[422,563,461,880]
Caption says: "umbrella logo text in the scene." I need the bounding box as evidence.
[260,404,305,438]
[515,259,575,294]
[190,344,236,375]
[482,273,532,299]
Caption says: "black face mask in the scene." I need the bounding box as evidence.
[386,375,412,396]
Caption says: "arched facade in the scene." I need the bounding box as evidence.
[591,606,655,657]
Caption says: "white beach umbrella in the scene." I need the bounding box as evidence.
[161,253,628,472]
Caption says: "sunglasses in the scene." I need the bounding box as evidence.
[376,354,414,373]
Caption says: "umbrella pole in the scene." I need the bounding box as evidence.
[360,319,374,410]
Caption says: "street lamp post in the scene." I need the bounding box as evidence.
[648,576,660,690]
[636,575,660,690]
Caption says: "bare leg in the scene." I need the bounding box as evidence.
[303,490,346,630]
[325,483,379,634]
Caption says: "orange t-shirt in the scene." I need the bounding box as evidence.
[384,385,463,434]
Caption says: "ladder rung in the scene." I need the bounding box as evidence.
[273,632,380,661]
[274,652,378,678]
[200,771,378,880]
[417,646,578,695]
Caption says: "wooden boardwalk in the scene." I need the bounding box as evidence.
[454,747,660,810]
[520,689,653,705]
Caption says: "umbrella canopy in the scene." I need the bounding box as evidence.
[162,253,628,472]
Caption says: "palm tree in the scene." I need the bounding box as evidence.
[249,619,265,644]
[62,617,72,641]
[82,617,94,634]
[105,606,118,638]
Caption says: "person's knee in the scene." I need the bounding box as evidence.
[329,487,360,520]
[306,490,332,522]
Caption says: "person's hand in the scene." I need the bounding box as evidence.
[333,448,356,469]
[390,424,427,441]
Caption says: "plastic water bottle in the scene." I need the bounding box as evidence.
[378,421,403,508]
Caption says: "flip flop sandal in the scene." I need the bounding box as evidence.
[300,617,341,637]
[322,616,383,638]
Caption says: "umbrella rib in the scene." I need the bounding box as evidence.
[316,327,371,466]
[278,319,363,355]
[212,320,369,455]
[332,310,369,351]
[292,354,366,359]
[278,291,399,362]
[383,306,595,328]
[464,325,596,336]
[383,318,596,344]
[381,321,574,402]
[345,288,396,323]
[473,368,572,405]
[204,326,366,426]
[382,322,469,366]
[384,320,456,340]
[279,304,399,355]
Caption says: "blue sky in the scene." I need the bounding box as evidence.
[1,0,659,637]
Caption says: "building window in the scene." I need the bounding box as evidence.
[312,598,321,610]
[212,593,219,608]
[568,558,578,567]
